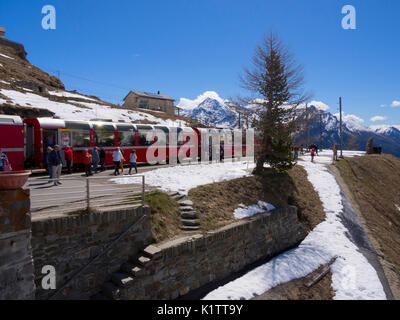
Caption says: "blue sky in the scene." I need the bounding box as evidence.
[0,0,399,127]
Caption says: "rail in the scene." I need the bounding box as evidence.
[27,174,147,215]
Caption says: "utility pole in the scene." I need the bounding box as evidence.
[305,103,309,148]
[319,113,323,151]
[339,97,344,158]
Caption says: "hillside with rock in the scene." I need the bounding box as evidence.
[0,39,195,127]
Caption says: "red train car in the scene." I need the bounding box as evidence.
[0,115,24,171]
[19,116,261,170]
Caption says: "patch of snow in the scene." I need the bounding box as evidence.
[395,204,400,212]
[203,151,385,300]
[113,161,255,195]
[48,90,99,102]
[233,201,275,219]
[0,53,14,60]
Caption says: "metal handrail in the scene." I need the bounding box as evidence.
[29,174,146,213]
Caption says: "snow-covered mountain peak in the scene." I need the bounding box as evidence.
[177,91,227,111]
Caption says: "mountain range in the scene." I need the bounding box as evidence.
[178,93,400,157]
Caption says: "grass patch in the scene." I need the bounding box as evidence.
[189,165,325,233]
[334,154,400,299]
[145,190,182,242]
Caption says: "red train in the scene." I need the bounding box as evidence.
[0,114,259,171]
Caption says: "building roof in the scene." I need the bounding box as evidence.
[123,90,175,102]
[0,27,5,32]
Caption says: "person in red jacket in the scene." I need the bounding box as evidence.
[64,145,73,174]
[83,149,93,177]
[310,148,316,162]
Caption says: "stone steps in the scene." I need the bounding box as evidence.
[182,219,200,227]
[180,225,201,231]
[101,281,120,300]
[95,244,160,300]
[175,194,200,231]
[181,211,197,219]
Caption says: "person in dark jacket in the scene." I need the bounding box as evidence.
[92,147,100,174]
[48,145,62,186]
[0,148,8,172]
[99,147,106,171]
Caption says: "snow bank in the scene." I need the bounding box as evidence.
[48,90,99,102]
[0,88,185,127]
[233,201,275,219]
[203,152,386,300]
[113,161,255,195]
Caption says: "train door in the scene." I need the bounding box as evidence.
[43,129,58,150]
[58,129,72,147]
[24,123,35,168]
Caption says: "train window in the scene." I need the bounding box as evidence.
[93,124,115,147]
[117,125,136,147]
[118,130,135,147]
[138,128,155,146]
[177,132,184,146]
[72,129,90,147]
[154,127,169,146]
[65,121,91,147]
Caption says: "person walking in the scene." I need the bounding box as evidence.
[0,148,9,172]
[48,145,63,186]
[83,149,93,177]
[333,144,338,161]
[293,145,299,159]
[45,147,53,182]
[99,147,106,171]
[112,147,124,176]
[92,147,100,174]
[65,145,73,174]
[129,150,138,175]
[120,156,125,174]
[310,148,316,163]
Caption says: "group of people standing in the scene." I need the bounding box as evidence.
[45,145,66,185]
[112,147,137,176]
[44,146,139,184]
[292,144,319,162]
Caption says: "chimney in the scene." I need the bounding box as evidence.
[0,27,5,39]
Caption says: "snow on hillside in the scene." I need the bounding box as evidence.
[370,124,400,135]
[0,88,185,126]
[47,90,99,102]
[204,150,386,300]
[113,161,255,194]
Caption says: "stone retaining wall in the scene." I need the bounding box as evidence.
[31,206,152,300]
[118,206,306,300]
[0,189,35,300]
